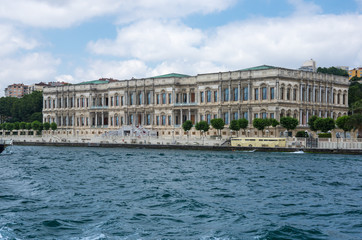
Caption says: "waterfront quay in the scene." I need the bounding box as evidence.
[3,133,361,155]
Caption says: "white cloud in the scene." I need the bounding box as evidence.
[0,0,235,28]
[87,13,362,74]
[88,20,204,61]
[0,24,38,56]
[288,0,322,16]
[0,53,60,96]
[54,75,75,84]
[74,59,152,81]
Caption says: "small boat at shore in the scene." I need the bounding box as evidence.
[0,140,13,154]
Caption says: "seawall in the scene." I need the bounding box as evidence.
[12,141,362,155]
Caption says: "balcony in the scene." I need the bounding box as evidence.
[91,106,109,109]
[174,102,198,106]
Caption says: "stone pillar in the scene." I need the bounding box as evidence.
[172,110,175,126]
[228,84,231,101]
[188,109,191,120]
[218,86,221,103]
[95,112,98,127]
[300,110,303,126]
[101,112,104,127]
[181,109,183,125]
[307,85,310,102]
[248,83,251,100]
[306,111,309,124]
[276,81,279,100]
[238,83,241,102]
[325,87,328,104]
[319,87,322,103]
[172,89,175,104]
[300,84,303,102]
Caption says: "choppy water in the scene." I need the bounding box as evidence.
[0,146,361,240]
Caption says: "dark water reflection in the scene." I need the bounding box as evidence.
[0,146,361,240]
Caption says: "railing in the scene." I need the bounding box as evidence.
[174,102,198,106]
[90,106,109,109]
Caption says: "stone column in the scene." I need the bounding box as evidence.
[276,81,279,100]
[319,87,322,103]
[101,112,104,127]
[218,86,221,103]
[181,109,183,124]
[300,110,303,126]
[228,84,231,101]
[248,83,251,100]
[95,112,98,127]
[188,109,191,120]
[238,83,241,102]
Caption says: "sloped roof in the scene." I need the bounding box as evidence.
[239,65,276,71]
[152,73,190,78]
[77,80,110,85]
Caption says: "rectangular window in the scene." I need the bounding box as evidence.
[162,115,166,125]
[162,93,166,104]
[147,92,151,104]
[254,113,258,119]
[262,87,267,100]
[168,116,171,125]
[293,89,297,101]
[156,116,160,125]
[200,92,204,103]
[207,114,211,124]
[110,97,113,106]
[287,89,290,100]
[121,96,124,106]
[234,112,238,120]
[157,94,160,104]
[214,91,218,102]
[234,88,238,101]
[168,93,172,104]
[207,90,211,102]
[224,112,229,124]
[270,87,275,100]
[147,114,151,125]
[255,88,259,100]
[262,112,267,119]
[139,93,143,105]
[130,115,134,124]
[270,113,275,119]
[130,94,134,105]
[224,88,229,101]
[243,88,248,101]
[243,112,248,120]
[115,116,119,126]
[200,115,204,121]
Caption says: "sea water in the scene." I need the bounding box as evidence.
[0,146,361,240]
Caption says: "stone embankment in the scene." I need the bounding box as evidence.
[4,135,362,155]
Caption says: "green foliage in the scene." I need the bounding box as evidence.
[19,122,26,129]
[31,121,42,131]
[13,122,20,130]
[252,118,268,131]
[50,122,57,131]
[0,91,43,123]
[280,117,299,131]
[238,118,249,130]
[314,117,335,133]
[349,82,362,108]
[270,118,279,128]
[317,67,348,77]
[43,122,51,131]
[182,120,193,132]
[308,116,319,132]
[351,99,362,114]
[229,120,240,131]
[350,76,362,82]
[211,118,225,135]
[318,133,332,138]
[195,121,209,133]
[336,116,352,132]
[296,131,308,138]
[346,114,362,131]
[25,123,32,130]
[5,123,14,131]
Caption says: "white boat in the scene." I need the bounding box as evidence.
[292,150,304,154]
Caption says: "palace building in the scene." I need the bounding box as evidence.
[42,65,349,137]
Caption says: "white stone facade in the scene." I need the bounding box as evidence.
[42,66,349,137]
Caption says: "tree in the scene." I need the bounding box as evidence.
[195,121,209,136]
[336,116,352,137]
[270,118,279,135]
[19,122,27,129]
[349,82,362,108]
[43,122,51,131]
[252,118,269,136]
[5,123,14,131]
[13,122,20,130]
[308,116,319,132]
[314,117,335,133]
[229,120,240,136]
[280,117,299,132]
[31,120,42,131]
[25,123,32,130]
[211,118,225,136]
[317,67,348,77]
[238,118,249,135]
[182,120,193,132]
[50,122,57,131]
[346,114,362,132]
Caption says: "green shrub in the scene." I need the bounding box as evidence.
[318,133,332,138]
[296,131,308,138]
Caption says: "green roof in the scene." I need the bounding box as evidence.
[152,73,190,78]
[77,80,110,85]
[239,65,276,71]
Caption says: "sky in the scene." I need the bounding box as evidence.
[1,0,362,96]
